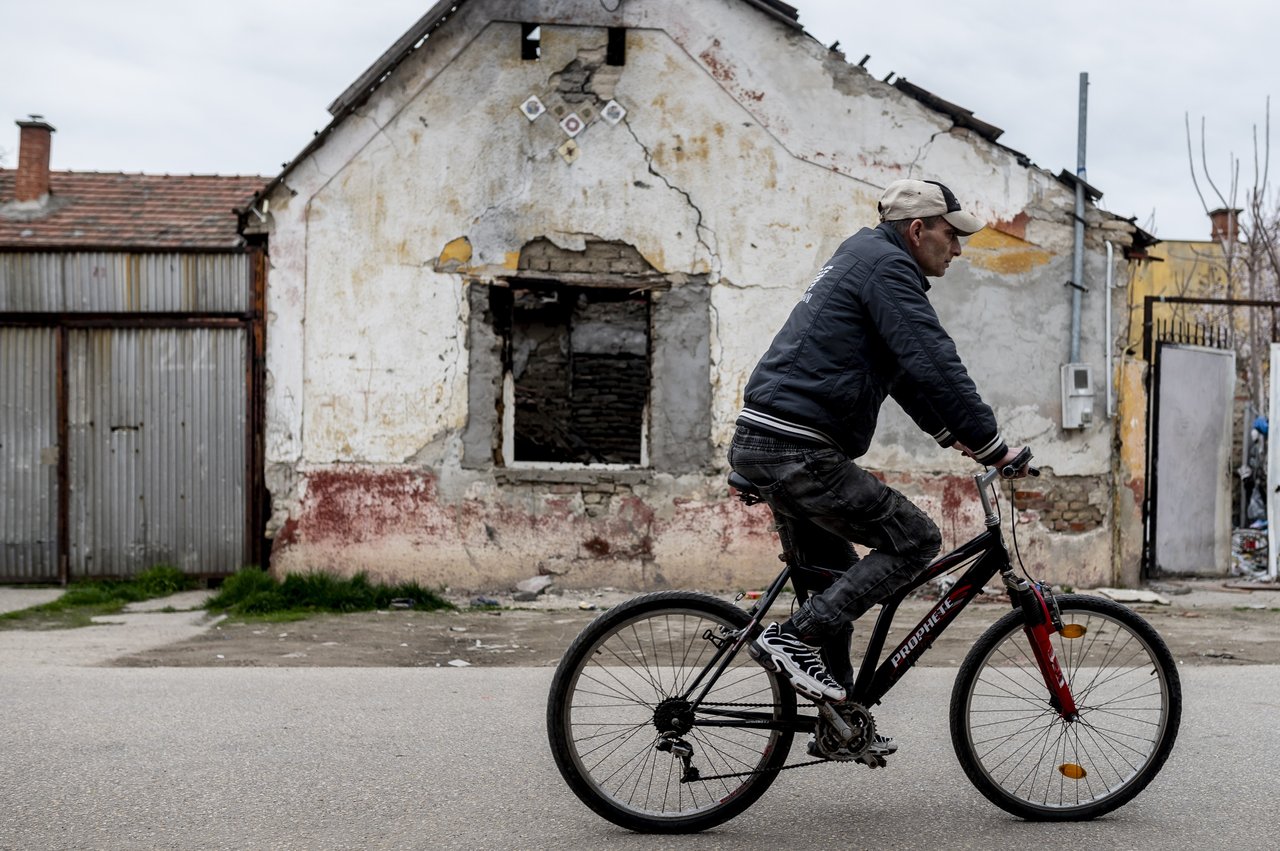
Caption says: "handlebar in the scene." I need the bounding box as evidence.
[975,447,1038,523]
[1000,446,1040,479]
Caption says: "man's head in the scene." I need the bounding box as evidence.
[878,179,985,277]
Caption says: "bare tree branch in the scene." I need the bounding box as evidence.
[1263,96,1272,193]
[1201,116,1233,211]
[1186,112,1212,214]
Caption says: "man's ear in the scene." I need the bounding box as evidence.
[906,218,925,246]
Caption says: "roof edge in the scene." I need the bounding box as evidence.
[328,0,467,118]
[739,0,803,29]
[892,78,1004,144]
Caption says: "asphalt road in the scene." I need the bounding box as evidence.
[2,665,1277,850]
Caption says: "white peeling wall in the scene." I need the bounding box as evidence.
[262,0,1127,587]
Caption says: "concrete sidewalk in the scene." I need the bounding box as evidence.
[2,577,1277,669]
[0,588,219,668]
[0,587,63,615]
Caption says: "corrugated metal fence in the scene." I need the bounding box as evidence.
[0,328,58,578]
[0,250,262,581]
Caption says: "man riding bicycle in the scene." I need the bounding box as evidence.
[729,179,1028,753]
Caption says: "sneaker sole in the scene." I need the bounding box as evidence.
[750,641,845,702]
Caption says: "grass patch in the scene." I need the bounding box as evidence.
[205,568,453,620]
[0,566,193,630]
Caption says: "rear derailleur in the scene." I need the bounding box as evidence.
[656,734,701,782]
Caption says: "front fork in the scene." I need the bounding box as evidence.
[1004,573,1079,720]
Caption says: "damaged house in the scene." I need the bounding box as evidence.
[247,0,1152,591]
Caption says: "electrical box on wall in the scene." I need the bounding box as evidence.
[1062,363,1094,429]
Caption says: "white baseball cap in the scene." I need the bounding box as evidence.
[878,179,986,235]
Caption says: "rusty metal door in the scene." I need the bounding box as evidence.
[66,328,247,578]
[1149,343,1236,575]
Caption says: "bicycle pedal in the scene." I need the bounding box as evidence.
[856,754,888,769]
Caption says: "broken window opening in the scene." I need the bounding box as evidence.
[606,27,626,66]
[498,283,650,467]
[521,23,541,60]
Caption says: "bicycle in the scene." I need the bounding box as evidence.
[546,450,1182,832]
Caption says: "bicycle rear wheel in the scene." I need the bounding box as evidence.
[950,594,1181,820]
[546,591,796,833]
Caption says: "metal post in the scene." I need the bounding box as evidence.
[1070,72,1089,364]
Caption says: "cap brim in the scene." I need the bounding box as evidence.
[943,209,985,236]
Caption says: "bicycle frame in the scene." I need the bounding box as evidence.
[686,465,1078,735]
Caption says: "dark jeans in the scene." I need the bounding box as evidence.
[728,425,942,648]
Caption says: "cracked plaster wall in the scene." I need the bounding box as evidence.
[261,0,1131,588]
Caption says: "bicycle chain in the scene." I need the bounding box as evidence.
[683,701,830,782]
[687,757,829,782]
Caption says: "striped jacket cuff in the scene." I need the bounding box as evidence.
[932,427,954,447]
[971,432,1007,466]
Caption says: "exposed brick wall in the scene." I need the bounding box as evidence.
[572,355,648,462]
[1013,475,1106,533]
[546,478,638,518]
[511,309,573,461]
[518,237,653,276]
[510,285,649,464]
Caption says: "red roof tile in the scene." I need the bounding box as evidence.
[0,171,267,250]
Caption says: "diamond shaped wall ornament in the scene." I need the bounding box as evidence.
[558,138,581,164]
[559,112,585,138]
[602,100,627,125]
[520,95,546,121]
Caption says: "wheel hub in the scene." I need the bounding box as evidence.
[653,697,694,735]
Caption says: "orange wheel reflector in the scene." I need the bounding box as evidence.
[1060,624,1087,639]
[1058,763,1087,780]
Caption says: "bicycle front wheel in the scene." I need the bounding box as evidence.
[950,594,1181,820]
[546,591,796,833]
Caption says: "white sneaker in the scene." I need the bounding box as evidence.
[750,623,847,702]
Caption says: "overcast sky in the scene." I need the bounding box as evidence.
[1,0,1276,240]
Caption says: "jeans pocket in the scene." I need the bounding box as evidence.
[801,450,890,517]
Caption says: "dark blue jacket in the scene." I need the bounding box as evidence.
[739,223,1006,465]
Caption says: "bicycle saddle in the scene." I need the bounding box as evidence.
[727,472,762,502]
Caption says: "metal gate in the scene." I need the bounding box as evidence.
[65,328,247,577]
[0,250,264,582]
[1147,343,1236,575]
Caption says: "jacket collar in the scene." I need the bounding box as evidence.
[875,221,931,291]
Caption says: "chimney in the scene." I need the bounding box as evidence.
[15,115,56,203]
[1208,207,1241,245]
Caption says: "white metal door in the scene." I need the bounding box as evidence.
[1153,344,1235,575]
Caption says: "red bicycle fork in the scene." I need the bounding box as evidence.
[1008,576,1079,720]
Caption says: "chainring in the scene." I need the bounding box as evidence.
[810,702,877,762]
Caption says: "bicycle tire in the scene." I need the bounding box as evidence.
[546,591,797,833]
[950,593,1181,820]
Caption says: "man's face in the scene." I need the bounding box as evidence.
[910,218,963,277]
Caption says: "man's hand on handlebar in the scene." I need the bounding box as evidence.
[995,446,1038,478]
[953,443,1038,477]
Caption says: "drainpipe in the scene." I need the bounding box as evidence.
[1069,72,1088,363]
[1105,239,1114,417]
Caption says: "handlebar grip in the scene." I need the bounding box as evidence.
[1000,447,1037,478]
